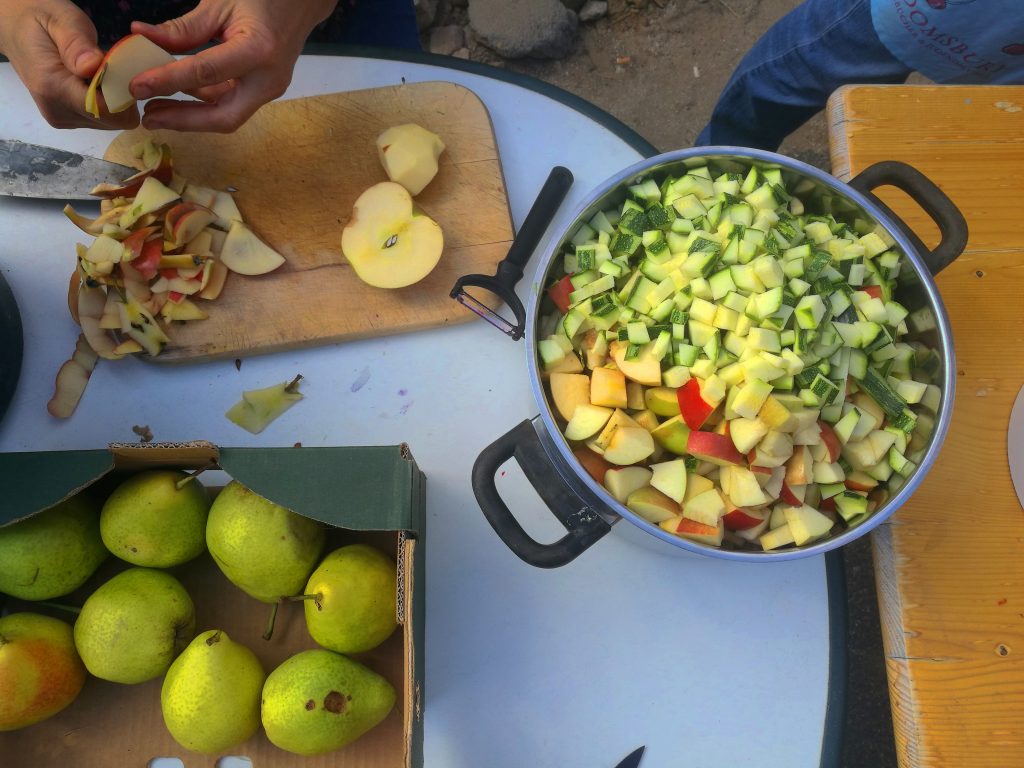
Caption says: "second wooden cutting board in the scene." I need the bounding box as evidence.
[105,81,514,363]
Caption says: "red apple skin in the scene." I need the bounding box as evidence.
[749,464,771,476]
[131,237,163,280]
[677,379,715,430]
[723,508,765,531]
[674,517,719,536]
[779,482,802,506]
[862,285,883,299]
[548,275,574,314]
[820,497,836,513]
[818,420,842,463]
[573,446,613,485]
[844,472,878,492]
[686,431,745,466]
[0,613,86,731]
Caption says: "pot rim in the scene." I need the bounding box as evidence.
[524,146,957,562]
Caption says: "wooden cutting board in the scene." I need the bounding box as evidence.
[105,81,513,363]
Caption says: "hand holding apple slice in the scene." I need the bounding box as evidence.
[341,182,444,289]
[85,35,175,118]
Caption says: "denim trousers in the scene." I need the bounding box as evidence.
[695,0,912,151]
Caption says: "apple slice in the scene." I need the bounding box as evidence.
[602,426,656,466]
[682,488,726,526]
[86,34,175,116]
[341,181,443,288]
[376,124,446,196]
[608,340,662,386]
[219,220,285,276]
[549,372,591,422]
[661,515,725,547]
[650,415,690,455]
[686,430,745,466]
[565,403,613,441]
[590,366,628,409]
[677,378,716,430]
[626,486,680,524]
[649,459,688,503]
[119,176,179,229]
[573,446,614,485]
[722,506,768,532]
[783,504,835,546]
[605,466,653,503]
[719,466,769,507]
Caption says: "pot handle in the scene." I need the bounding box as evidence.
[472,419,613,568]
[847,161,968,276]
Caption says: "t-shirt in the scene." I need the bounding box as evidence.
[871,0,1024,84]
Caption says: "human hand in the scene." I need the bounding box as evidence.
[0,0,140,129]
[129,0,338,133]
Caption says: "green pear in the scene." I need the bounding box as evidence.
[100,470,210,567]
[261,649,396,756]
[0,494,107,600]
[206,480,325,602]
[0,613,86,731]
[303,544,398,654]
[74,567,195,684]
[161,629,265,754]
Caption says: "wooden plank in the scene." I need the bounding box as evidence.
[827,84,1024,767]
[104,81,513,363]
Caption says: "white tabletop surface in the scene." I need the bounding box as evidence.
[0,54,834,768]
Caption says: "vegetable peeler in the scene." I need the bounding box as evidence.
[450,165,573,340]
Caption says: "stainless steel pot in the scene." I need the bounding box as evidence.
[472,148,967,566]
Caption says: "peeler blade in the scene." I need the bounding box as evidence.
[453,289,520,339]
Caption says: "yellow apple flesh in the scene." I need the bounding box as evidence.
[341,181,444,289]
[376,124,445,196]
[85,34,175,117]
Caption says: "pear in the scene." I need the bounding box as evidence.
[206,480,325,603]
[261,649,396,756]
[0,613,86,731]
[100,469,210,567]
[74,567,195,684]
[0,493,107,600]
[161,629,265,754]
[303,545,398,655]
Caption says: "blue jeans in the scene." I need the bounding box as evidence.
[695,0,911,151]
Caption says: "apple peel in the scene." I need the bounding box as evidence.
[225,375,304,434]
[47,335,100,418]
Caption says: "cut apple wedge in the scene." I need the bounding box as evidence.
[626,486,680,524]
[341,181,444,289]
[605,465,653,503]
[86,34,175,117]
[376,123,446,196]
[564,403,613,441]
[219,220,286,276]
[549,372,591,422]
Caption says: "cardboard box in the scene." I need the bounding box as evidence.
[0,441,425,768]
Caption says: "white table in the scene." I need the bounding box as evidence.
[0,53,840,768]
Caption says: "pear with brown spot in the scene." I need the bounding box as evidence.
[261,649,396,755]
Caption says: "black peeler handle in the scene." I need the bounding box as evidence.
[495,166,575,289]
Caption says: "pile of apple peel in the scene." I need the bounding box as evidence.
[48,140,285,418]
[341,124,446,289]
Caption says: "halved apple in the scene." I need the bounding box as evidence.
[341,182,443,289]
[376,124,446,196]
[85,34,175,117]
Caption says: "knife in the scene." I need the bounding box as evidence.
[0,139,135,200]
[614,745,645,768]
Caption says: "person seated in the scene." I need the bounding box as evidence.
[696,0,1024,151]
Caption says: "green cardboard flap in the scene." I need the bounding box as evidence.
[218,445,423,534]
[0,450,113,525]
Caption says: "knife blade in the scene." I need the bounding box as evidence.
[0,139,136,200]
[614,745,645,768]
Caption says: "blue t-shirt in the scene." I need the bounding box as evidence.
[871,0,1024,84]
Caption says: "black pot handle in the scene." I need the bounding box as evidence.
[472,419,613,568]
[847,160,968,276]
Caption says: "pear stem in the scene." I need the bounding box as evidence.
[262,602,279,641]
[285,374,304,394]
[284,593,319,602]
[36,601,81,615]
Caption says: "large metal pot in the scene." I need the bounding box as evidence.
[472,147,967,567]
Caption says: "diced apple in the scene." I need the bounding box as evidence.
[759,523,796,551]
[779,481,805,506]
[783,504,835,545]
[650,415,691,455]
[626,486,680,524]
[812,461,846,484]
[649,459,688,503]
[758,395,796,431]
[720,466,769,507]
[661,515,725,547]
[644,386,681,417]
[730,417,769,454]
[686,430,745,466]
[593,409,641,450]
[677,377,716,430]
[603,426,656,465]
[818,420,842,463]
[844,471,878,492]
[549,372,591,422]
[625,381,645,410]
[605,466,653,503]
[722,506,768,532]
[683,473,715,503]
[573,446,614,485]
[564,403,613,441]
[590,366,628,408]
[784,446,813,486]
[682,488,726,526]
[609,340,662,386]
